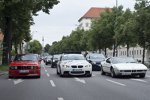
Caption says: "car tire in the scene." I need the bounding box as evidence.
[101,67,105,75]
[111,68,116,78]
[139,74,145,78]
[87,74,92,77]
[9,76,13,79]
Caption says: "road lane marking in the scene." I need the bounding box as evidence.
[50,80,56,87]
[92,74,96,77]
[106,79,126,86]
[58,97,64,100]
[47,73,50,77]
[74,78,86,84]
[45,70,47,72]
[8,79,11,81]
[131,79,147,83]
[14,79,24,85]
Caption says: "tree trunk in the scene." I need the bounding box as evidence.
[142,43,146,64]
[104,47,107,57]
[2,16,12,65]
[113,43,116,57]
[19,43,22,54]
[127,44,129,57]
[14,43,18,54]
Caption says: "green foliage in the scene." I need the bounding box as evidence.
[28,40,42,54]
[44,44,51,53]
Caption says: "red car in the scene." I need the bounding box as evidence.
[9,54,41,78]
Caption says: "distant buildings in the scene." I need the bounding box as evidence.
[78,7,111,30]
[78,7,150,65]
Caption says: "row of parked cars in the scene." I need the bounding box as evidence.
[8,53,148,78]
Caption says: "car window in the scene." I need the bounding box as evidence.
[111,57,137,64]
[14,54,38,61]
[62,54,85,60]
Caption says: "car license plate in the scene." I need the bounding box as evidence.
[19,70,29,73]
[72,69,82,71]
[122,72,131,75]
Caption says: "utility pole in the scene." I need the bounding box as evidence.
[42,36,44,55]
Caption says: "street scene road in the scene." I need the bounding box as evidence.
[0,62,150,100]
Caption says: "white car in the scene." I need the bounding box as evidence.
[57,54,92,77]
[101,57,148,78]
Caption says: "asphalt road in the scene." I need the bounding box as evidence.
[0,63,150,100]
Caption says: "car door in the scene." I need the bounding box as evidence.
[103,58,112,73]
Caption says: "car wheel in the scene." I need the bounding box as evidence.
[101,67,105,75]
[9,76,13,79]
[139,74,145,78]
[111,68,116,78]
[87,74,92,77]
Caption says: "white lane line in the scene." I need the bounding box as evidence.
[74,78,86,84]
[50,80,56,87]
[45,70,48,72]
[92,74,96,77]
[131,79,147,83]
[14,79,24,85]
[106,79,126,86]
[8,79,11,81]
[58,97,64,100]
[47,73,50,77]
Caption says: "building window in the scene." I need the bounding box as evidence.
[86,23,89,27]
[140,50,142,55]
[137,50,138,55]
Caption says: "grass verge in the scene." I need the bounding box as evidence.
[0,65,9,71]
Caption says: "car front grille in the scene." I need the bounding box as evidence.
[17,66,33,70]
[71,66,77,68]
[71,65,83,68]
[71,71,84,74]
[78,65,83,68]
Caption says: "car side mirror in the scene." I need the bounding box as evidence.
[106,60,111,63]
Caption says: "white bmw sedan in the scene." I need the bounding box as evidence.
[57,54,92,77]
[101,57,148,78]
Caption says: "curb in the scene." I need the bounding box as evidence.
[0,71,8,76]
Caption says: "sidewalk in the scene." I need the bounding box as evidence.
[0,70,7,76]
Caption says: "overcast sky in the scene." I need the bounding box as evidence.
[31,0,136,46]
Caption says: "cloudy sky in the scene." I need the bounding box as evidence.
[31,0,136,46]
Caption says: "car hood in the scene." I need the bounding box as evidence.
[113,63,148,70]
[10,61,39,66]
[61,60,90,65]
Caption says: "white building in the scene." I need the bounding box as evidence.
[78,7,150,65]
[78,7,111,30]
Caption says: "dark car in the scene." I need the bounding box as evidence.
[51,54,61,68]
[86,53,105,71]
[45,55,52,65]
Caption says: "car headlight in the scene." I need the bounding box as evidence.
[10,66,17,70]
[85,65,91,67]
[62,65,70,68]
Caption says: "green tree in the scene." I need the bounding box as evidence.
[44,44,51,53]
[134,0,150,63]
[28,40,42,54]
[0,0,59,64]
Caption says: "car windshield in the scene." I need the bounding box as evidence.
[53,55,61,59]
[89,54,105,60]
[14,54,38,61]
[111,57,137,64]
[62,54,85,60]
